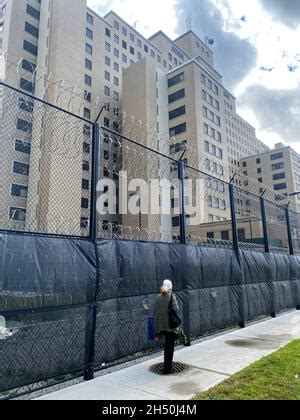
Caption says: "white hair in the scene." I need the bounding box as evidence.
[161,279,173,295]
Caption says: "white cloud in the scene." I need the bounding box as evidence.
[87,0,300,153]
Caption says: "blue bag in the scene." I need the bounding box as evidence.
[147,316,156,341]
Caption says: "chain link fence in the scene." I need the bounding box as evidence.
[0,81,300,400]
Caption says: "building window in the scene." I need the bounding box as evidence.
[169,105,186,120]
[271,152,284,161]
[26,4,40,20]
[81,218,89,229]
[9,207,26,222]
[86,28,93,40]
[272,162,284,171]
[168,89,185,104]
[274,183,287,191]
[86,43,92,55]
[85,58,92,70]
[114,48,119,58]
[83,108,91,119]
[273,173,286,181]
[257,168,262,174]
[238,229,246,242]
[13,161,30,176]
[20,78,34,93]
[105,42,110,52]
[114,62,119,72]
[169,123,187,137]
[168,72,184,88]
[83,143,90,154]
[11,184,28,199]
[81,198,89,209]
[114,34,119,44]
[19,97,34,113]
[113,91,119,101]
[122,40,127,49]
[87,13,93,25]
[21,59,37,73]
[122,54,127,63]
[172,217,180,227]
[137,52,142,60]
[122,26,127,36]
[23,39,38,56]
[256,158,261,164]
[137,39,142,48]
[105,28,111,37]
[15,139,31,154]
[207,232,214,239]
[83,161,90,172]
[25,21,39,38]
[114,76,119,86]
[104,86,110,96]
[105,71,110,81]
[85,74,92,86]
[82,179,89,190]
[16,118,32,133]
[130,46,134,55]
[114,20,119,30]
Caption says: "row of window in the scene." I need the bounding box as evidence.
[205,141,223,160]
[202,90,220,111]
[201,74,218,96]
[203,123,222,143]
[203,106,221,127]
[208,196,226,210]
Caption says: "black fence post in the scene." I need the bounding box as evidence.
[260,196,270,254]
[286,206,294,256]
[260,196,276,318]
[178,160,191,345]
[178,160,186,245]
[84,123,101,381]
[229,183,245,329]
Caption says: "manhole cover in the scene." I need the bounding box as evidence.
[149,362,190,375]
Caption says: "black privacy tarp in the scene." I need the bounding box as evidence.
[0,233,300,395]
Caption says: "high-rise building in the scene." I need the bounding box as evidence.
[241,143,300,212]
[0,0,275,238]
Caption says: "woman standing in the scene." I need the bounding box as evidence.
[154,280,180,375]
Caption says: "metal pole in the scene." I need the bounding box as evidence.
[229,183,245,328]
[260,197,270,254]
[84,123,101,381]
[177,160,191,345]
[286,206,294,256]
[229,184,240,261]
[89,123,100,240]
[178,160,186,245]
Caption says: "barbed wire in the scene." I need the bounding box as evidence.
[0,55,297,214]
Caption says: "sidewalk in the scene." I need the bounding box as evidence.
[37,311,300,400]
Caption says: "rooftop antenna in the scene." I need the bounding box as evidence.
[186,16,192,32]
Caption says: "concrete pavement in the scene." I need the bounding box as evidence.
[37,311,300,400]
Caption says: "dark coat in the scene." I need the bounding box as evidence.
[154,292,180,334]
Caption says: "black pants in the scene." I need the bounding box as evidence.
[162,331,177,374]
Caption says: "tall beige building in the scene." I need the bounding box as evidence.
[241,143,300,212]
[0,0,277,238]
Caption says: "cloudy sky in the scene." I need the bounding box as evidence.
[87,0,300,153]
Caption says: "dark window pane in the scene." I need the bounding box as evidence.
[13,161,30,176]
[11,184,28,198]
[26,4,40,20]
[9,207,26,221]
[168,88,185,104]
[15,139,31,154]
[168,72,184,88]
